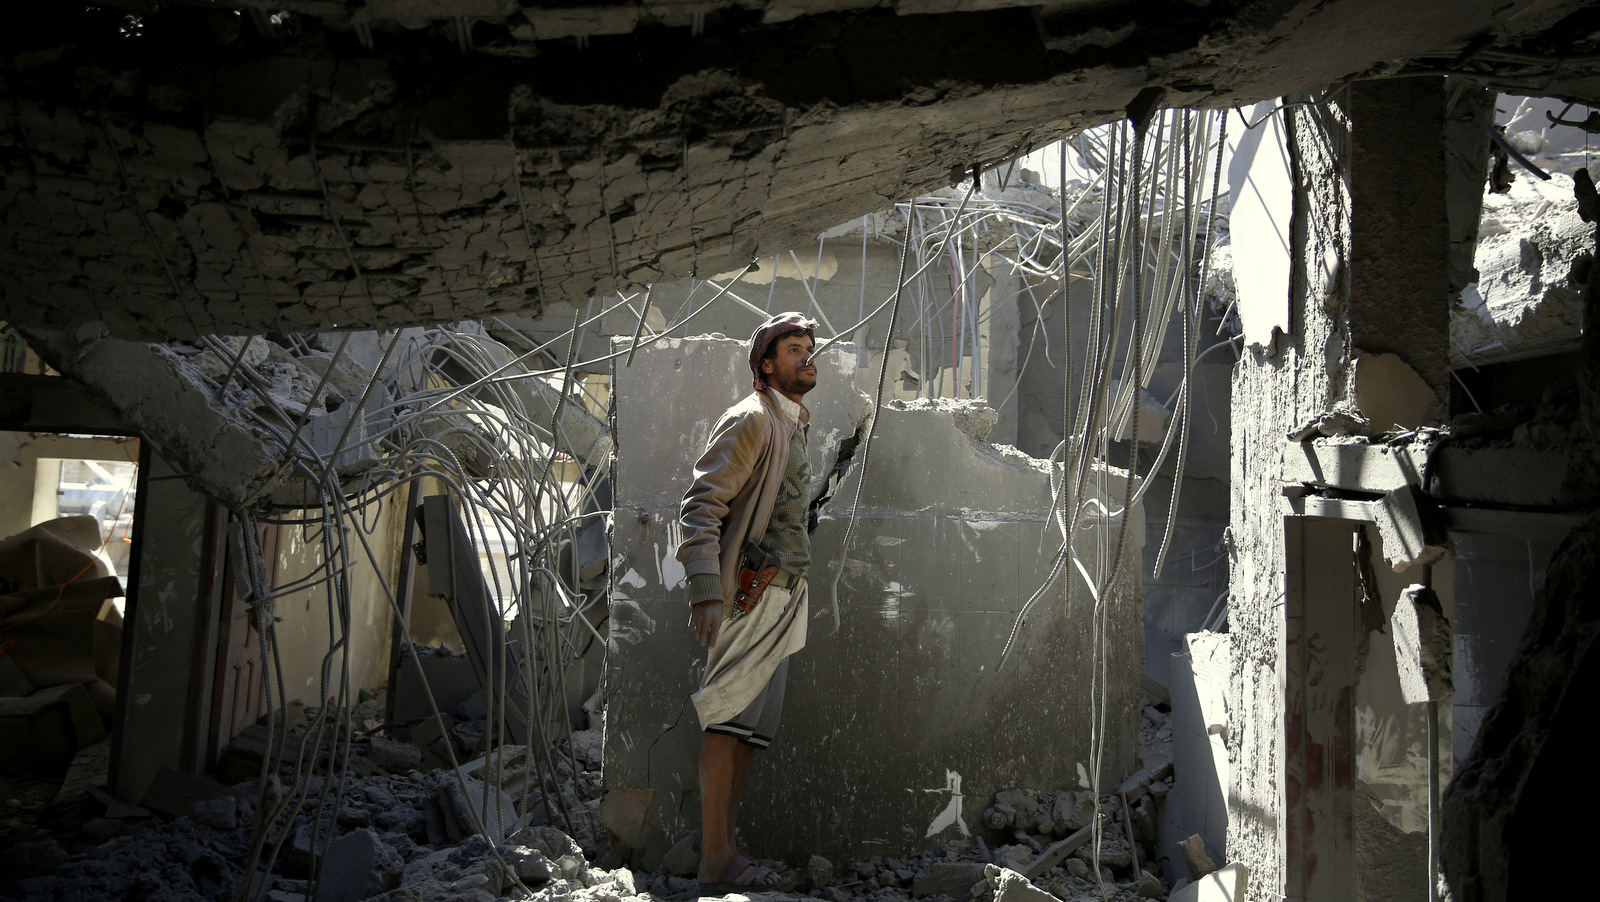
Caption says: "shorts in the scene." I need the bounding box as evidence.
[704,657,789,749]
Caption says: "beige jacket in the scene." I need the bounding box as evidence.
[677,390,808,729]
[676,390,790,604]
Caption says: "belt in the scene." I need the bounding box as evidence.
[770,569,802,591]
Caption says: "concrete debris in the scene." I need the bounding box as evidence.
[985,864,1060,902]
[1455,142,1592,365]
[660,831,700,877]
[0,839,64,881]
[1168,862,1247,902]
[1177,835,1217,881]
[369,736,424,773]
[21,323,611,511]
[568,729,603,771]
[1137,871,1164,898]
[1022,825,1095,879]
[190,796,241,831]
[1392,584,1453,705]
[437,775,521,841]
[1,587,1177,902]
[1373,484,1448,573]
[1286,409,1373,442]
[806,854,837,889]
[912,860,986,897]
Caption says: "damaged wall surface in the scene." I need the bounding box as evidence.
[604,336,1142,864]
[1225,89,1352,901]
[3,1,1599,339]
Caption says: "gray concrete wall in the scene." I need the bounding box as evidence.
[604,335,1142,866]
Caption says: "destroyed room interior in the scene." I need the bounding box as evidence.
[1,0,1597,900]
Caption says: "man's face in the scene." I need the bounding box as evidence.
[762,333,817,400]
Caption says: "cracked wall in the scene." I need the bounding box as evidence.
[604,335,1142,865]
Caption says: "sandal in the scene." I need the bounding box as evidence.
[698,855,797,896]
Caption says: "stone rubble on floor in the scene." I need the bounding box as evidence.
[0,696,1189,902]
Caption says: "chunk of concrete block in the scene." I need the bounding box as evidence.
[1374,484,1447,572]
[661,832,700,877]
[985,864,1059,902]
[806,855,836,889]
[913,861,987,897]
[1393,584,1453,704]
[367,736,422,772]
[505,845,553,884]
[411,712,455,753]
[190,796,240,830]
[437,774,520,841]
[1023,824,1095,879]
[1169,862,1248,902]
[313,828,375,902]
[1178,834,1217,880]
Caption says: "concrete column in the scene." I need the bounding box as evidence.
[1226,91,1353,902]
[1347,79,1454,427]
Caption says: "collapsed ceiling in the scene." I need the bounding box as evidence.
[3,0,1600,339]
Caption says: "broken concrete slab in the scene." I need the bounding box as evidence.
[1283,437,1586,510]
[1023,825,1095,879]
[1169,862,1248,902]
[1373,485,1447,573]
[985,864,1059,902]
[437,774,521,841]
[661,833,700,877]
[312,829,375,902]
[1392,584,1453,705]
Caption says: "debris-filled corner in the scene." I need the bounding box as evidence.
[2,5,1600,902]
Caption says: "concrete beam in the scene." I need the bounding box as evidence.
[1281,438,1583,508]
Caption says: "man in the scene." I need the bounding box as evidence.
[677,312,818,894]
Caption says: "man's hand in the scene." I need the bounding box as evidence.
[689,599,725,647]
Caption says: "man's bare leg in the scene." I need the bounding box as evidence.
[725,740,754,853]
[699,731,739,884]
[698,732,779,886]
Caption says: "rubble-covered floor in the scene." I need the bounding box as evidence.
[0,692,1189,902]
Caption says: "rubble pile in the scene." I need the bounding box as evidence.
[1,698,1181,902]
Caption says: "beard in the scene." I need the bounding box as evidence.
[769,367,816,396]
